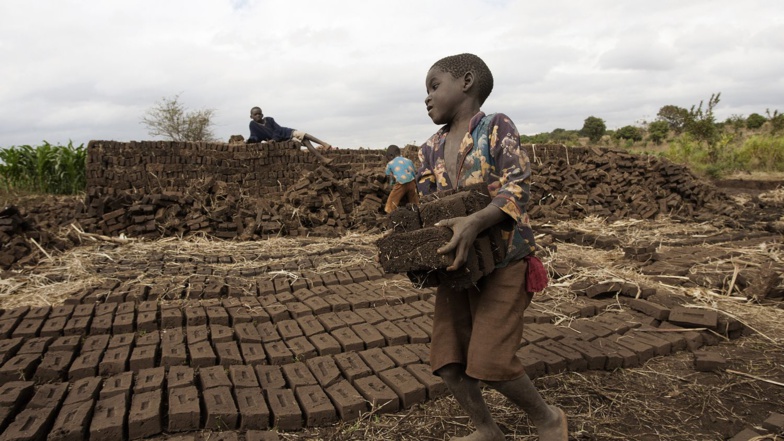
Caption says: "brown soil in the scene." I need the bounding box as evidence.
[1,184,783,441]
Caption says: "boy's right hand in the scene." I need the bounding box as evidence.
[435,216,481,271]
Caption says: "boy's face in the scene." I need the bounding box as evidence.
[250,108,264,123]
[425,67,465,125]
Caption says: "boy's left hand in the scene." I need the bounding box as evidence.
[436,216,481,271]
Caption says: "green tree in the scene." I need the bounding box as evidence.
[141,94,217,142]
[656,105,690,133]
[648,120,670,144]
[580,116,606,143]
[746,113,766,129]
[767,109,784,134]
[614,125,643,141]
[685,92,721,147]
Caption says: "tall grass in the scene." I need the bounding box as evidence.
[0,141,86,194]
[662,133,784,178]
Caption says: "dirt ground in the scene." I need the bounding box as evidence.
[0,180,782,441]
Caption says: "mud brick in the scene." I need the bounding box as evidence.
[185,325,207,345]
[98,372,132,404]
[382,345,420,367]
[197,365,230,391]
[728,428,762,441]
[515,345,548,378]
[94,303,116,317]
[302,356,340,388]
[2,405,58,441]
[205,306,229,326]
[668,307,718,329]
[89,315,115,335]
[350,323,384,349]
[292,288,315,302]
[396,303,423,320]
[316,312,345,332]
[409,299,435,316]
[536,339,588,371]
[0,353,40,382]
[593,314,632,335]
[622,298,671,321]
[221,366,254,390]
[252,366,283,391]
[202,386,239,429]
[270,277,290,296]
[125,389,162,439]
[0,335,23,357]
[128,345,156,371]
[293,384,336,427]
[133,330,158,347]
[341,292,369,310]
[235,343,264,366]
[168,386,200,432]
[346,269,367,284]
[276,319,303,340]
[256,280,275,296]
[405,343,430,364]
[231,323,260,344]
[287,336,318,361]
[68,351,102,380]
[629,330,672,356]
[130,366,164,394]
[132,311,156,333]
[209,324,234,344]
[700,330,721,346]
[559,337,608,370]
[15,337,50,357]
[658,322,704,351]
[213,341,242,366]
[693,351,726,372]
[646,327,687,352]
[364,266,384,281]
[524,310,555,324]
[34,350,75,382]
[49,400,93,441]
[12,318,44,338]
[90,392,127,441]
[38,316,67,338]
[375,321,408,345]
[374,304,403,322]
[320,272,339,287]
[234,386,270,430]
[610,335,655,364]
[160,308,183,329]
[336,310,364,327]
[0,381,34,409]
[570,320,614,341]
[183,306,206,327]
[411,315,434,337]
[285,302,311,319]
[377,226,453,273]
[69,303,92,317]
[321,380,365,423]
[301,297,331,315]
[762,412,784,433]
[0,318,20,339]
[225,306,251,326]
[296,315,325,337]
[187,340,215,367]
[106,333,133,349]
[592,338,639,368]
[266,388,302,431]
[99,346,131,375]
[263,341,293,365]
[160,343,187,367]
[113,301,134,315]
[332,327,365,352]
[523,343,568,374]
[321,294,348,312]
[395,320,431,344]
[378,366,426,408]
[358,348,395,374]
[527,323,568,341]
[22,305,49,321]
[167,366,194,391]
[354,308,384,326]
[333,352,371,383]
[307,333,341,356]
[354,374,400,413]
[256,321,281,343]
[404,364,446,400]
[264,303,290,323]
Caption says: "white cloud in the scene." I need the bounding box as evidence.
[1,0,783,149]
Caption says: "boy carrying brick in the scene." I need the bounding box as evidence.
[417,53,567,441]
[384,144,419,213]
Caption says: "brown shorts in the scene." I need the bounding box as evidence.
[384,181,419,213]
[430,258,533,381]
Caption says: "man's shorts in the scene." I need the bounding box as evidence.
[290,130,306,142]
[430,258,534,381]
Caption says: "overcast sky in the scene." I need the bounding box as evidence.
[1,0,782,150]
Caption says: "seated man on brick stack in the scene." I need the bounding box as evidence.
[246,106,332,164]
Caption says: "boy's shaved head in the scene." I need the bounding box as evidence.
[386,144,401,156]
[431,53,494,105]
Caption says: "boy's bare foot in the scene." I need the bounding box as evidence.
[451,427,505,441]
[538,406,568,441]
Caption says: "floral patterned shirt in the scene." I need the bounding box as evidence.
[385,156,416,184]
[416,112,537,267]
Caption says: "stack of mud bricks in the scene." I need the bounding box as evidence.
[377,186,505,290]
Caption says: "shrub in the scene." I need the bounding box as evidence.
[648,120,670,144]
[614,125,643,141]
[746,113,767,130]
[581,116,606,143]
[735,135,784,172]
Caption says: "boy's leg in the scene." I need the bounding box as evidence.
[300,138,333,164]
[437,364,504,441]
[302,133,332,149]
[403,181,420,205]
[384,183,406,213]
[485,375,568,441]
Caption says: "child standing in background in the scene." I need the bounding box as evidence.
[384,144,419,213]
